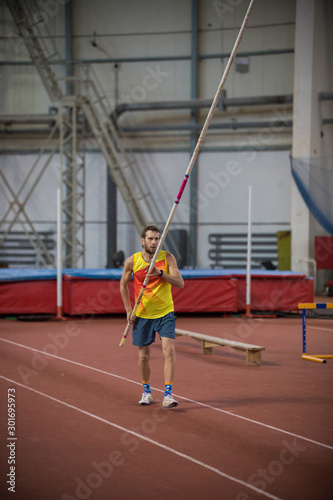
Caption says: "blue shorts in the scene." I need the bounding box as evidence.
[132,312,176,347]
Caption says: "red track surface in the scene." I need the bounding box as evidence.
[0,312,332,500]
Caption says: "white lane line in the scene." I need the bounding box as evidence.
[0,374,283,500]
[308,326,333,332]
[1,337,333,451]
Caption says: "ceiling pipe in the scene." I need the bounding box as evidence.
[0,115,58,124]
[0,129,59,135]
[319,91,333,101]
[0,119,293,136]
[112,94,293,119]
[0,48,295,67]
[0,144,292,156]
[122,119,293,133]
[0,129,89,136]
[0,94,294,128]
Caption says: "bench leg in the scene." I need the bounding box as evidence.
[246,350,261,366]
[202,342,213,355]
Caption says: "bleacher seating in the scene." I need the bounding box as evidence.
[208,232,278,269]
[0,231,55,268]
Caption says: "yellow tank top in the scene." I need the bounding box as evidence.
[132,250,174,319]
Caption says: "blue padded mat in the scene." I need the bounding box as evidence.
[0,268,307,282]
[0,269,58,281]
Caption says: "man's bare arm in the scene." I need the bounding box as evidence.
[163,252,184,289]
[120,256,135,323]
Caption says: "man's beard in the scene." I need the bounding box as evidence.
[143,243,157,255]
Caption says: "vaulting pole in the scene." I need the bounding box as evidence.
[119,0,257,346]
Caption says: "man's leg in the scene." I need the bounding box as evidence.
[138,344,151,382]
[161,337,176,383]
[138,345,153,405]
[161,337,178,408]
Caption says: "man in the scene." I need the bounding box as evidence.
[120,225,184,408]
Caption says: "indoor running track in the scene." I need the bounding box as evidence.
[0,313,332,500]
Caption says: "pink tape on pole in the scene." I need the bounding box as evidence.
[175,174,189,204]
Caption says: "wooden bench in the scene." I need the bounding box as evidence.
[175,328,265,366]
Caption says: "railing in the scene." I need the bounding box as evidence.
[208,232,278,269]
[0,231,55,268]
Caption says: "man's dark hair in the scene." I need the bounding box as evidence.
[141,225,160,239]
